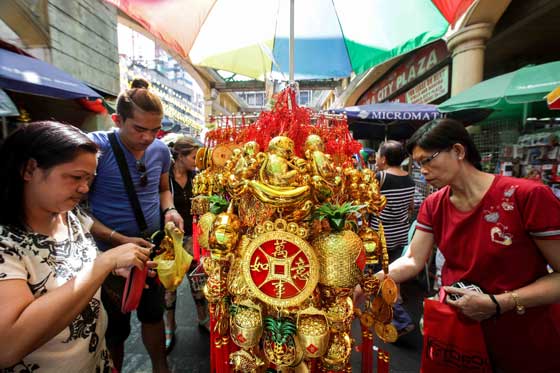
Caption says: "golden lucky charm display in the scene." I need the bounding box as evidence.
[191,88,396,373]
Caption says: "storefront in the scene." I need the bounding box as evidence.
[0,44,109,136]
[357,40,451,106]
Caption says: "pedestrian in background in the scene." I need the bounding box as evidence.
[87,80,182,373]
[0,121,152,372]
[163,136,209,352]
[370,140,416,337]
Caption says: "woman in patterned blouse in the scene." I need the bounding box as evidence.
[0,121,154,372]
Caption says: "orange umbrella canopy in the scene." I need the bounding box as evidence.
[547,87,560,110]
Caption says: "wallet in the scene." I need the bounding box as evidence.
[121,266,148,313]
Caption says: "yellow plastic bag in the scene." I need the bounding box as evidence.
[154,222,193,291]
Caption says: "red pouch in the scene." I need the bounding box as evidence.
[121,266,148,313]
[421,297,493,373]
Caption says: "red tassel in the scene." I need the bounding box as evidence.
[361,325,374,373]
[308,358,318,372]
[192,219,200,262]
[209,304,217,373]
[377,347,390,373]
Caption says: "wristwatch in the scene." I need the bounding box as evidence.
[162,206,177,215]
[509,291,526,315]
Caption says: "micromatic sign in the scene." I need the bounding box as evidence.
[358,41,449,105]
[368,111,443,121]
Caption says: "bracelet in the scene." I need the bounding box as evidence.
[487,293,501,318]
[109,229,117,242]
[162,206,177,215]
[507,291,526,315]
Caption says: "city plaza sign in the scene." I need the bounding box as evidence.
[358,41,449,105]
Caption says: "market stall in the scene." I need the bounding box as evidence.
[0,46,106,132]
[187,87,398,373]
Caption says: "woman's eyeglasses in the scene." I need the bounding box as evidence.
[136,160,148,187]
[413,151,443,169]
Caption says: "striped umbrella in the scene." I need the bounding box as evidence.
[107,0,473,81]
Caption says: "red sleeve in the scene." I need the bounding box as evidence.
[416,194,434,233]
[520,183,560,240]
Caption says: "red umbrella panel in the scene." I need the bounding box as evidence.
[547,86,560,110]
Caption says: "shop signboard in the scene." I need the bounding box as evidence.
[358,40,448,105]
[394,66,449,104]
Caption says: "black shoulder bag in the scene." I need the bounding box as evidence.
[107,132,164,313]
[108,132,149,238]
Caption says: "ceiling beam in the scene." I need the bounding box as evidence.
[213,79,340,92]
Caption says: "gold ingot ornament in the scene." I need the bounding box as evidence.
[230,299,263,349]
[296,306,330,358]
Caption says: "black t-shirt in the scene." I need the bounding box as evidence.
[170,171,194,235]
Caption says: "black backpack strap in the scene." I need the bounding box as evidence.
[108,132,148,235]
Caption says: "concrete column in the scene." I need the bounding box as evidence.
[204,96,215,126]
[447,23,494,96]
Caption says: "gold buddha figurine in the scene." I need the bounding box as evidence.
[264,136,301,187]
[304,134,341,201]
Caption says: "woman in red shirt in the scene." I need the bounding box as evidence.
[386,118,560,372]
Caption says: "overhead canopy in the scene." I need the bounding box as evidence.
[335,102,491,140]
[107,0,475,81]
[0,88,18,116]
[439,61,560,119]
[0,48,101,100]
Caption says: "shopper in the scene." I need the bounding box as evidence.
[163,136,209,352]
[87,81,182,373]
[0,121,152,372]
[385,118,560,372]
[370,140,416,337]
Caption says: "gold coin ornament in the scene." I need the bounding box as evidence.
[370,296,393,324]
[381,276,399,305]
[211,144,235,168]
[374,321,398,343]
[241,220,319,308]
[359,311,375,328]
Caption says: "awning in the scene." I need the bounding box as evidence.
[333,103,491,140]
[0,48,101,100]
[0,88,18,116]
[332,102,443,140]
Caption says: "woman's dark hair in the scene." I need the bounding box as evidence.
[0,121,99,227]
[130,77,150,89]
[406,118,482,170]
[116,83,163,123]
[378,140,407,166]
[171,136,200,161]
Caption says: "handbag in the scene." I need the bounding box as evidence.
[421,295,493,373]
[107,132,153,313]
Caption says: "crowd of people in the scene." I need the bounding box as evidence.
[1,76,559,373]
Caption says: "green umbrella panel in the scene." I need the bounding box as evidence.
[439,61,560,120]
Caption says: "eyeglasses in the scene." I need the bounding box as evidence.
[413,151,443,169]
[136,159,148,187]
